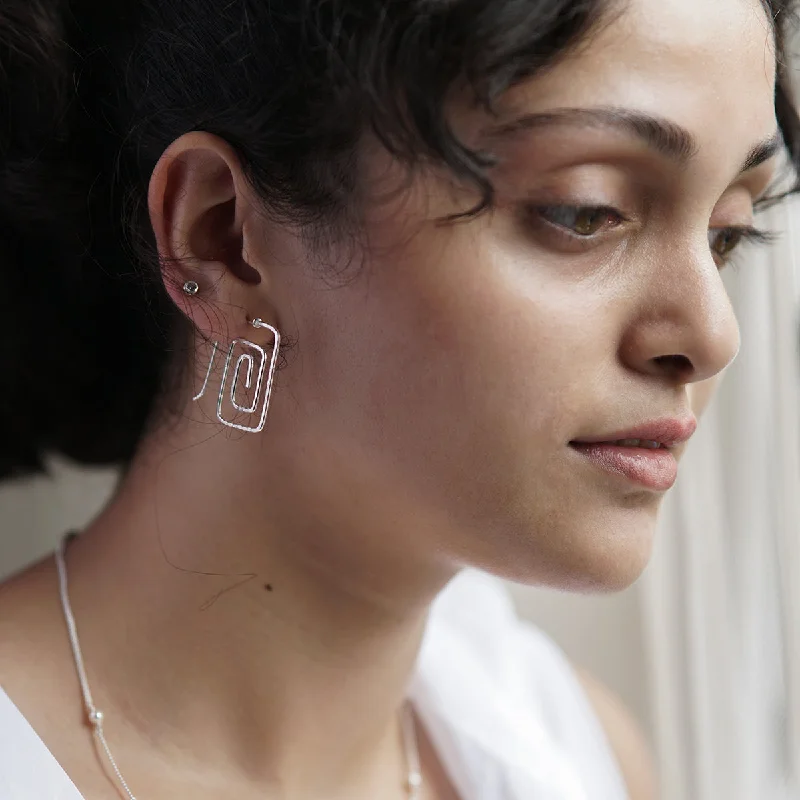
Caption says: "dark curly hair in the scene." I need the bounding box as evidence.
[0,0,798,481]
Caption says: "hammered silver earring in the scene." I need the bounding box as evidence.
[192,318,281,433]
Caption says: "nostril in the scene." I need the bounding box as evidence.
[653,353,693,379]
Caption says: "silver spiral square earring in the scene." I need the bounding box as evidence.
[191,315,281,434]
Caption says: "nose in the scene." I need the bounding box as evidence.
[619,245,741,385]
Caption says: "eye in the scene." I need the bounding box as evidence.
[535,205,624,237]
[708,226,777,266]
[709,228,744,260]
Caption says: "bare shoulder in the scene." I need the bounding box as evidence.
[0,555,69,690]
[573,665,659,800]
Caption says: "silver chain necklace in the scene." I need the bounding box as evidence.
[55,535,423,800]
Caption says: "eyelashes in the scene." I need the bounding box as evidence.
[523,203,779,266]
[534,205,625,237]
[707,225,778,264]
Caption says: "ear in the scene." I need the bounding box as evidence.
[147,131,274,342]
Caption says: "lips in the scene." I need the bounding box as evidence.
[571,417,698,449]
[569,417,697,491]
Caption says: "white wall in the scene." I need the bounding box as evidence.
[0,459,118,579]
[0,460,651,735]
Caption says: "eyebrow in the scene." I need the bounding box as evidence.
[481,106,782,174]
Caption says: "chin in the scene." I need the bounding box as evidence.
[473,503,660,594]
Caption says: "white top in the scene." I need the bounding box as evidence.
[0,568,628,799]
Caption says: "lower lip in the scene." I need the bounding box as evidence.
[569,443,678,491]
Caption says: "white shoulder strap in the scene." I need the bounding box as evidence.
[0,687,85,799]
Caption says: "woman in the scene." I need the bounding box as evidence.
[0,0,797,797]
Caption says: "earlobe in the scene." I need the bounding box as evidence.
[147,131,262,335]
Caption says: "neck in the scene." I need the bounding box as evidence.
[61,420,454,798]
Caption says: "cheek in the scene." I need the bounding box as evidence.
[276,217,656,588]
[338,232,615,478]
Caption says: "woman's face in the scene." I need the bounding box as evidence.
[253,0,779,590]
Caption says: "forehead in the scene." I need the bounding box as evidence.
[492,0,777,157]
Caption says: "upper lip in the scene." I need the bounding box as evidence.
[571,416,698,448]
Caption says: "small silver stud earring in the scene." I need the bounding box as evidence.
[182,280,199,296]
